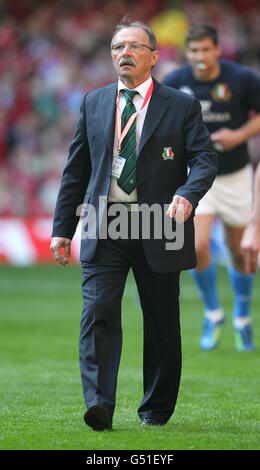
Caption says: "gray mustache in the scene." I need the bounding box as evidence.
[119,58,136,66]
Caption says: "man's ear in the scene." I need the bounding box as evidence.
[151,50,160,67]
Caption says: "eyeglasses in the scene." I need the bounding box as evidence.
[111,42,154,52]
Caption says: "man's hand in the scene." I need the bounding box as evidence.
[241,222,260,273]
[166,195,193,223]
[211,127,243,151]
[50,237,71,266]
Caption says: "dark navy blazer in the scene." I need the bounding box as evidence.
[52,79,217,273]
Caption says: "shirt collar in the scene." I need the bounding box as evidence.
[118,76,153,99]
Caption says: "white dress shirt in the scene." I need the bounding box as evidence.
[108,76,153,202]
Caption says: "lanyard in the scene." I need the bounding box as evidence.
[116,80,154,152]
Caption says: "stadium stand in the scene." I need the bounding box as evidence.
[0,0,260,263]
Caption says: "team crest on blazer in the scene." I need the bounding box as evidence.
[162,147,174,160]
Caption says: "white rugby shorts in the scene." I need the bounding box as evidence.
[195,165,253,227]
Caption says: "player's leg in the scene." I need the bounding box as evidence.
[190,213,225,350]
[224,224,255,351]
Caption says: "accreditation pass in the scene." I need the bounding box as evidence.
[111,155,126,179]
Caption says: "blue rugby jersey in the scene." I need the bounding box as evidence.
[163,59,260,175]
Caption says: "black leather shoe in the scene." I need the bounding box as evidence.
[141,418,167,426]
[84,404,112,431]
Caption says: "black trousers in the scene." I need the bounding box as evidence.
[79,212,182,423]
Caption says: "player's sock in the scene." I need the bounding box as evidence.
[190,263,222,313]
[227,266,254,326]
[190,263,224,350]
[228,266,255,351]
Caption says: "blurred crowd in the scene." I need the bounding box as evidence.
[1,0,260,217]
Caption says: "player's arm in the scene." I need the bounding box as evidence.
[241,162,260,273]
[212,67,260,151]
[211,113,260,151]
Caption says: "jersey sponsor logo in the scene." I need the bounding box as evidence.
[211,83,232,101]
[200,100,212,112]
[200,100,232,123]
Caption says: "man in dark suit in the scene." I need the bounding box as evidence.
[50,19,217,431]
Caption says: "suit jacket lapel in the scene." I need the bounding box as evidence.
[99,80,170,157]
[138,79,170,157]
[100,83,118,151]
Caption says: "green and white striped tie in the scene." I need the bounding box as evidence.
[117,89,139,195]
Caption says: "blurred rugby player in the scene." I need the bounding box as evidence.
[164,24,260,351]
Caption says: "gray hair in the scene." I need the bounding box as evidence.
[111,17,157,51]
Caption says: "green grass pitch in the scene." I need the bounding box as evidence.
[0,264,259,450]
